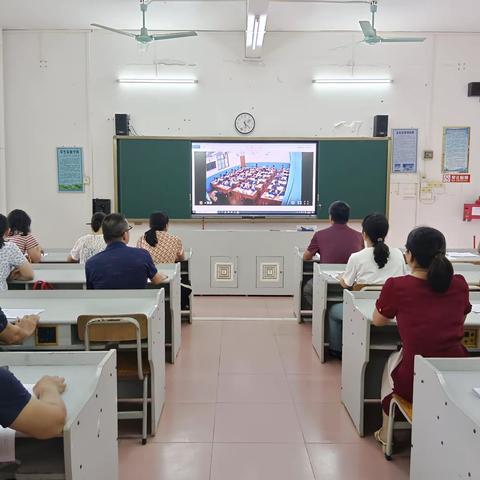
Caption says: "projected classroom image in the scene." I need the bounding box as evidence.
[192,143,316,215]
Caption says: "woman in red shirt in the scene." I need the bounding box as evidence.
[372,226,471,445]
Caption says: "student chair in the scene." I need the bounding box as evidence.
[385,394,412,460]
[77,314,150,445]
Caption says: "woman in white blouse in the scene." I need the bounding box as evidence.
[328,213,408,358]
[67,212,106,264]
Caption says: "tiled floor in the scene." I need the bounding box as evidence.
[119,311,410,479]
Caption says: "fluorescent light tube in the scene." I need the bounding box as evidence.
[246,13,267,50]
[117,78,198,84]
[312,78,393,84]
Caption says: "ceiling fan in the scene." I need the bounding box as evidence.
[360,0,426,44]
[91,0,197,45]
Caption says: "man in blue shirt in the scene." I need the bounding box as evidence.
[85,213,165,289]
[0,308,67,438]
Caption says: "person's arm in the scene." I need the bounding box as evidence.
[9,261,34,281]
[0,315,39,345]
[10,376,67,439]
[372,278,397,328]
[303,250,314,261]
[340,255,357,289]
[303,234,318,261]
[372,308,390,327]
[150,272,167,284]
[175,239,186,262]
[27,246,42,263]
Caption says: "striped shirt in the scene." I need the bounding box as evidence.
[7,234,39,255]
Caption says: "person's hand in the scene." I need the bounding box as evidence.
[15,315,40,333]
[33,376,67,397]
[8,268,22,280]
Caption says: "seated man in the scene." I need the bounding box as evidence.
[85,213,166,289]
[302,201,364,307]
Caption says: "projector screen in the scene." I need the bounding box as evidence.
[191,142,317,216]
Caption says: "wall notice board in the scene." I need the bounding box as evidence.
[115,137,389,220]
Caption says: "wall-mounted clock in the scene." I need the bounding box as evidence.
[235,112,255,135]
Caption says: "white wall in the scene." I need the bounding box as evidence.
[2,29,480,248]
[0,28,6,213]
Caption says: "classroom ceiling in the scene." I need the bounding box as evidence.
[1,0,480,33]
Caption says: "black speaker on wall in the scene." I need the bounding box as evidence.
[373,115,389,137]
[115,114,130,136]
[93,199,111,215]
[468,83,480,97]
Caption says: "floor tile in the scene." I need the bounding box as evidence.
[265,296,296,318]
[219,347,284,374]
[211,444,315,480]
[214,403,304,443]
[217,374,292,403]
[271,319,312,336]
[166,375,218,403]
[295,403,362,443]
[119,441,212,480]
[307,441,410,480]
[154,403,215,443]
[287,375,341,403]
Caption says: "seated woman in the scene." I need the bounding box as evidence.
[0,214,34,290]
[328,213,407,357]
[67,212,106,264]
[373,227,471,446]
[6,209,43,263]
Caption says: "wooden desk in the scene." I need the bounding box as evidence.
[411,357,480,479]
[0,351,118,479]
[9,263,182,364]
[341,290,480,436]
[0,289,165,437]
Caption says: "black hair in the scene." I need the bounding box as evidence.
[329,201,350,224]
[102,213,129,243]
[406,226,453,293]
[90,212,106,233]
[0,215,8,249]
[144,212,169,247]
[7,209,31,236]
[362,213,390,269]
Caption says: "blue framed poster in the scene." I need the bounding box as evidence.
[57,147,84,192]
[442,127,470,173]
[392,129,418,173]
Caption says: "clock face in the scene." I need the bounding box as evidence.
[235,113,255,135]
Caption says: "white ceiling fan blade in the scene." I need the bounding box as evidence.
[380,37,426,43]
[359,20,376,38]
[152,31,198,41]
[91,24,136,38]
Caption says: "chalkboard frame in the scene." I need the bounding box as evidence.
[114,136,391,221]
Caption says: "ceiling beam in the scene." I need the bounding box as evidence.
[245,0,269,58]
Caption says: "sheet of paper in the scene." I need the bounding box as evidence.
[472,305,480,314]
[3,309,45,320]
[324,271,343,281]
[447,252,479,258]
[0,427,15,462]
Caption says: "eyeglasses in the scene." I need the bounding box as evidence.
[124,225,133,234]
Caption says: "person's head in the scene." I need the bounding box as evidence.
[102,213,131,244]
[405,226,453,293]
[0,214,8,249]
[89,212,106,233]
[7,209,31,236]
[329,201,350,225]
[362,213,390,269]
[144,212,170,247]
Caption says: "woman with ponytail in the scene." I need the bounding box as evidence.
[137,212,185,264]
[328,213,407,357]
[0,214,34,290]
[373,226,471,447]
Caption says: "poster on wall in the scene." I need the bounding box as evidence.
[57,147,84,192]
[392,128,418,173]
[442,127,470,174]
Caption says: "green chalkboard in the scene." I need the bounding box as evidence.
[117,138,192,219]
[116,137,389,220]
[316,139,389,219]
